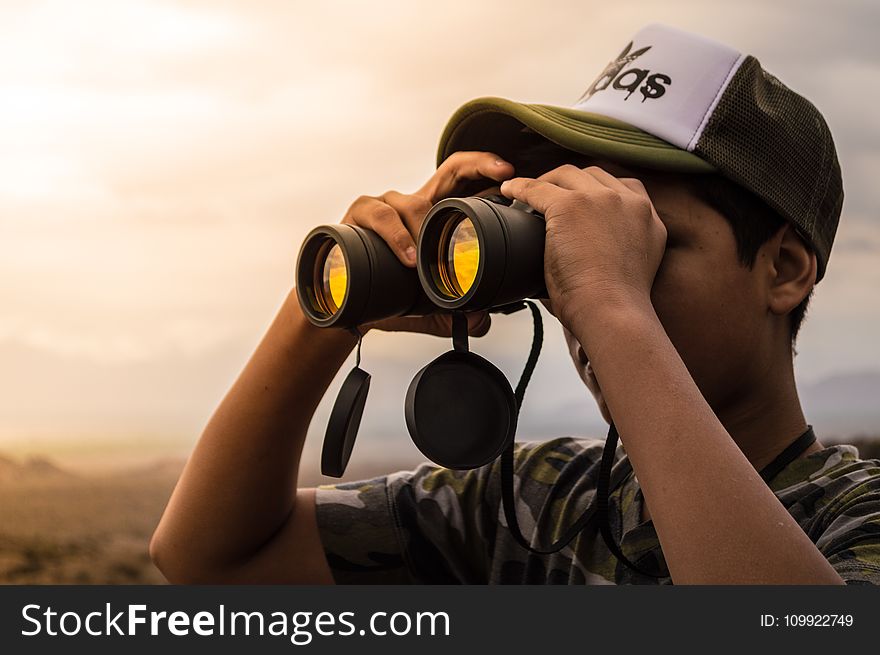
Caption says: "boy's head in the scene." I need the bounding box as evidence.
[482,145,817,419]
[438,23,842,419]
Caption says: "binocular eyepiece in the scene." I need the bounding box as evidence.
[295,195,548,327]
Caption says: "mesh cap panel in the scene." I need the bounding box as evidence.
[694,56,843,281]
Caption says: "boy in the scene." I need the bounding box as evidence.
[151,24,880,584]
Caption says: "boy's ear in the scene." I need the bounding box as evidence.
[764,223,817,317]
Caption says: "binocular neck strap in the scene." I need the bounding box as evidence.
[502,421,655,571]
[500,301,598,552]
[500,300,818,579]
[593,423,662,577]
[498,301,661,575]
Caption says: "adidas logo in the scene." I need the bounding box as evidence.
[577,41,672,104]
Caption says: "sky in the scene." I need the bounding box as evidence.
[1,0,879,467]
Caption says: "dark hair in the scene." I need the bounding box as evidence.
[510,137,814,346]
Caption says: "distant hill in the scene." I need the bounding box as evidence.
[515,369,880,442]
[0,454,76,484]
[0,453,169,584]
[848,436,880,460]
[799,370,880,438]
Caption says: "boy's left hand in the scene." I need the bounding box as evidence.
[499,165,667,338]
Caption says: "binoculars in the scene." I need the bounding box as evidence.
[296,193,551,478]
[295,195,548,327]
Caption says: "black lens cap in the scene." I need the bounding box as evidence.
[321,366,371,477]
[405,350,517,470]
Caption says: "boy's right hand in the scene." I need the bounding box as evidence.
[340,151,515,338]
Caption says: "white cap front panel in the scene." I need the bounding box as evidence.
[572,23,745,151]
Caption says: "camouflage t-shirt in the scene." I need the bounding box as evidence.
[314,437,880,584]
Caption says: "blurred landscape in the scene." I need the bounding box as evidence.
[1,430,879,585]
[0,448,425,584]
[0,455,177,584]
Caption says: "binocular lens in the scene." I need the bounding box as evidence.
[418,197,547,311]
[317,242,347,315]
[296,224,433,328]
[438,214,480,299]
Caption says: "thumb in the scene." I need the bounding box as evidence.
[466,311,492,337]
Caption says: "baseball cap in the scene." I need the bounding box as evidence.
[436,23,843,281]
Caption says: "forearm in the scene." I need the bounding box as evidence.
[573,302,843,584]
[151,288,357,578]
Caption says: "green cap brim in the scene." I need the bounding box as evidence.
[437,96,715,174]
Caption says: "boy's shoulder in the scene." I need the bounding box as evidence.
[771,442,880,584]
[772,441,878,500]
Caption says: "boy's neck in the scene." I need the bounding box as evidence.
[640,357,821,526]
[715,357,822,472]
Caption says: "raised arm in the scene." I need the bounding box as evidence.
[150,292,356,583]
[150,151,513,584]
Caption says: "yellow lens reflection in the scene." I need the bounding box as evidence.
[449,219,479,294]
[321,243,347,313]
[445,217,479,297]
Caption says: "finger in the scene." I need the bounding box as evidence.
[617,176,649,197]
[367,311,490,338]
[498,177,570,217]
[381,190,432,243]
[579,165,637,194]
[370,315,450,336]
[618,178,663,222]
[418,151,514,204]
[466,311,491,337]
[536,163,634,197]
[535,163,606,192]
[424,311,492,337]
[539,298,557,318]
[345,196,416,266]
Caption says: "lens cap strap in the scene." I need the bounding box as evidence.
[451,312,469,353]
[349,326,364,364]
[319,327,371,478]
